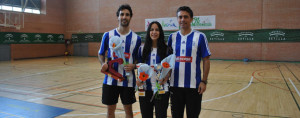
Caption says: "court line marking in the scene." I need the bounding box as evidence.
[0,111,24,118]
[252,66,296,92]
[202,76,253,103]
[202,108,290,118]
[289,78,300,97]
[27,86,101,101]
[58,76,253,117]
[285,64,300,83]
[0,67,74,81]
[0,87,50,97]
[60,111,140,116]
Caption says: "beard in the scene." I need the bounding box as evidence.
[120,19,130,27]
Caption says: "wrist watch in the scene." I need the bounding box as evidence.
[201,80,207,85]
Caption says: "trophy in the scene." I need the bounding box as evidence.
[136,63,154,96]
[101,36,128,81]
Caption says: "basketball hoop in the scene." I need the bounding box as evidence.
[0,11,24,30]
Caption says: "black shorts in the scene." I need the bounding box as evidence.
[102,84,136,105]
[170,87,202,118]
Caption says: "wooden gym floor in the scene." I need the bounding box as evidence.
[0,56,299,118]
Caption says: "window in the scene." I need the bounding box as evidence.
[0,0,41,14]
[13,7,22,12]
[2,5,12,11]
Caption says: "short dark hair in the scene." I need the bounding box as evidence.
[177,6,193,18]
[116,4,133,17]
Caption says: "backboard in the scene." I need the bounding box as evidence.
[0,11,24,30]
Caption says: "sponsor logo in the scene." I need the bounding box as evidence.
[269,31,285,37]
[4,34,15,43]
[176,56,192,62]
[58,35,64,43]
[35,34,41,40]
[161,19,178,28]
[47,35,54,42]
[34,34,43,42]
[85,34,93,41]
[238,32,253,37]
[72,35,78,42]
[58,35,64,40]
[20,34,30,43]
[210,31,224,41]
[238,32,254,41]
[210,32,224,37]
[269,31,286,41]
[192,17,212,27]
[124,52,130,59]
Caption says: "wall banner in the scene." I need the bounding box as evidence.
[145,15,216,31]
[0,32,64,44]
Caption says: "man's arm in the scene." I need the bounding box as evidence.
[98,54,105,65]
[98,32,109,71]
[98,54,108,71]
[198,56,210,94]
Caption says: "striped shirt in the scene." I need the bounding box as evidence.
[99,28,141,87]
[167,30,211,88]
[138,47,169,91]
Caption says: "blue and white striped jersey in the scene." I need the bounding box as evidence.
[167,30,211,88]
[99,28,141,87]
[138,47,169,91]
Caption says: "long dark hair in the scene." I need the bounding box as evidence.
[142,21,168,63]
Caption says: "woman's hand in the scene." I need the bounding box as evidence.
[124,64,136,72]
[159,70,172,85]
[136,80,144,87]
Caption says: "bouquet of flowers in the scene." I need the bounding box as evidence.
[159,54,175,82]
[109,36,130,76]
[151,54,175,100]
[136,63,154,96]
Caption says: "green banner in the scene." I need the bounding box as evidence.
[0,32,64,44]
[137,29,300,43]
[71,33,103,43]
[201,29,300,42]
[70,29,300,43]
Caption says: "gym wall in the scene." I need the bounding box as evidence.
[65,0,300,61]
[0,0,65,60]
[1,0,299,61]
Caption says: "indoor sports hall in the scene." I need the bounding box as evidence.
[0,0,300,118]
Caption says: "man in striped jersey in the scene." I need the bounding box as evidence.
[168,6,211,118]
[98,4,141,118]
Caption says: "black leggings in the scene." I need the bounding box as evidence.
[139,90,170,118]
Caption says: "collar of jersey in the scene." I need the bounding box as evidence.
[179,29,194,37]
[115,28,132,36]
